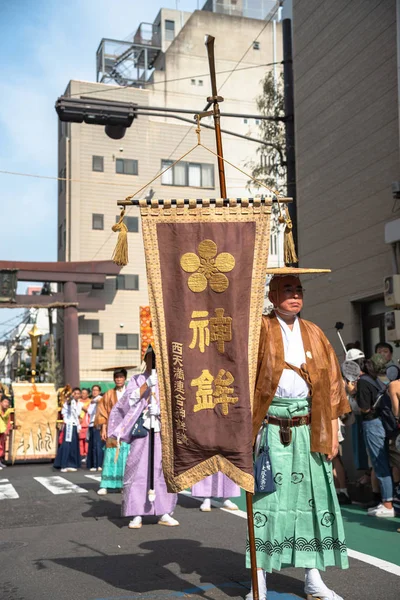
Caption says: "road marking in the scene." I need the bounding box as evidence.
[180,491,400,577]
[0,478,19,500]
[84,474,102,482]
[346,549,400,577]
[34,476,87,495]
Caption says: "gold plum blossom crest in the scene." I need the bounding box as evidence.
[180,239,235,293]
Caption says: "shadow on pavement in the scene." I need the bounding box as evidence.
[341,506,399,533]
[48,538,304,598]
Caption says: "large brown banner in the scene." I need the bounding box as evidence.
[141,198,271,493]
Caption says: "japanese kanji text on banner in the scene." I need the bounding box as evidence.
[140,198,271,493]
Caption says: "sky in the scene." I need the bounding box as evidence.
[0,0,200,335]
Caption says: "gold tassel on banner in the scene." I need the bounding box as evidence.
[112,208,129,266]
[280,209,298,265]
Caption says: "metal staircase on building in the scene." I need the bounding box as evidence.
[96,22,161,87]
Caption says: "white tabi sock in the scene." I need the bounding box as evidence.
[245,569,267,600]
[304,568,343,600]
[200,498,211,511]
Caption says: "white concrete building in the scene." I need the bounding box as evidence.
[58,1,284,384]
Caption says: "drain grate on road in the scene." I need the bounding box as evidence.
[0,541,28,552]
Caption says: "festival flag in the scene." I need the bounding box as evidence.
[140,198,271,493]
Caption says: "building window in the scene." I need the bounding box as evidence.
[115,215,139,232]
[255,119,260,125]
[253,41,260,50]
[92,282,104,290]
[161,160,214,188]
[92,333,104,349]
[191,79,196,85]
[92,213,104,230]
[116,158,138,175]
[116,333,139,350]
[92,155,104,172]
[165,19,175,41]
[243,119,248,124]
[116,275,139,290]
[198,80,204,86]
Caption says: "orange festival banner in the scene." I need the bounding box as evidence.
[140,305,154,360]
[11,383,58,461]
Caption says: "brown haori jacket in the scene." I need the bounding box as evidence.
[94,388,119,448]
[253,313,350,454]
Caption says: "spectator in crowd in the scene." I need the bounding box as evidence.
[344,346,370,486]
[375,342,396,368]
[355,357,394,517]
[387,379,400,497]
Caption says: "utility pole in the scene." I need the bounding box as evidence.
[282,18,298,254]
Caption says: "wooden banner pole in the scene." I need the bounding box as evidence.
[205,34,259,600]
[205,35,227,199]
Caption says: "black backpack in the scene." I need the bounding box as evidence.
[362,375,399,438]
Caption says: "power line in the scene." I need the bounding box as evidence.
[219,5,280,93]
[0,313,31,343]
[0,169,140,187]
[0,311,30,330]
[70,61,283,98]
[90,125,195,261]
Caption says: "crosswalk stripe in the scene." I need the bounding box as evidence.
[84,474,102,482]
[0,478,19,500]
[34,476,88,495]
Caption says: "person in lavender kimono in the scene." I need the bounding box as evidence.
[191,474,240,511]
[108,346,179,529]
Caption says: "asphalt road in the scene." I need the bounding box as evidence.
[0,463,398,600]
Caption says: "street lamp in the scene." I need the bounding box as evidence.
[55,96,137,140]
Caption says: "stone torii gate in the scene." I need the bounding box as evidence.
[0,260,121,387]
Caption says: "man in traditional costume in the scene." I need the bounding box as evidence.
[54,387,82,472]
[0,396,12,469]
[86,385,104,472]
[191,474,240,512]
[79,388,91,460]
[95,368,128,495]
[246,273,350,600]
[108,347,178,529]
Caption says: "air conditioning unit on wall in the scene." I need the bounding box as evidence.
[384,275,400,307]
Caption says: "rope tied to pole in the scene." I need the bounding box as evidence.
[111,118,297,265]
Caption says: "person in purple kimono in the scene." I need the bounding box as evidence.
[108,346,179,529]
[191,474,240,512]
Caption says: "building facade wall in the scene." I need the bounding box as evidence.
[58,9,284,383]
[292,0,399,357]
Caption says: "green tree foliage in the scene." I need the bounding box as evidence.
[247,71,286,194]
